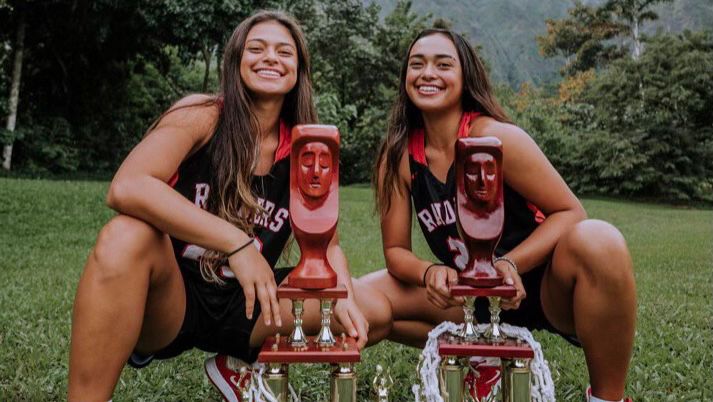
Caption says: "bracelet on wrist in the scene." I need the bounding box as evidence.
[494,256,518,274]
[226,237,254,258]
[422,263,441,287]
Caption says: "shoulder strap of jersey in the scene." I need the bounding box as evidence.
[458,111,480,138]
[407,111,481,165]
[408,127,427,165]
[274,120,291,162]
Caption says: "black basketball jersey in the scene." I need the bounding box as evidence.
[169,118,292,280]
[408,112,545,270]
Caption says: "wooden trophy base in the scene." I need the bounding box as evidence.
[276,283,348,299]
[261,283,359,364]
[450,284,516,298]
[457,275,504,288]
[258,335,360,364]
[287,272,338,290]
[438,334,534,359]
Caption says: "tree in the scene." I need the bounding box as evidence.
[604,0,672,60]
[538,0,673,76]
[308,0,428,183]
[580,31,713,200]
[0,0,177,173]
[1,0,24,170]
[537,1,627,76]
[141,1,261,93]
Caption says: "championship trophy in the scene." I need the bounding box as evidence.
[257,125,359,402]
[437,137,534,402]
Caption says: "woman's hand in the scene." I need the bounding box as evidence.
[334,297,369,349]
[229,246,282,327]
[424,265,464,309]
[494,259,526,310]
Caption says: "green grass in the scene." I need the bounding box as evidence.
[1,178,711,401]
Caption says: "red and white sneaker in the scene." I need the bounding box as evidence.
[585,385,633,402]
[465,357,501,400]
[205,354,252,402]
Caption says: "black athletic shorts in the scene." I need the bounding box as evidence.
[129,265,293,368]
[473,263,581,347]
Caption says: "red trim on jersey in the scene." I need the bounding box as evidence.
[458,111,479,138]
[168,172,179,188]
[526,202,546,224]
[408,128,427,165]
[408,112,481,166]
[274,120,291,162]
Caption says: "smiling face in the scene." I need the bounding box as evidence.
[464,151,498,210]
[297,141,333,199]
[405,33,463,114]
[239,20,298,99]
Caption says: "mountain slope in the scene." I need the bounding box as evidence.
[371,0,713,87]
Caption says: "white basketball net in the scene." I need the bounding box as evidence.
[412,321,556,402]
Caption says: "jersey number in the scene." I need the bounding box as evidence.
[446,236,468,270]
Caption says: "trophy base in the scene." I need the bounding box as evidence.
[457,275,504,288]
[287,275,338,290]
[277,284,348,299]
[258,335,360,364]
[438,336,534,359]
[450,284,516,298]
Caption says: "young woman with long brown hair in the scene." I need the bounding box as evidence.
[68,11,391,401]
[362,28,636,402]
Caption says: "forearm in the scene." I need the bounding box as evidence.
[107,175,250,253]
[385,247,434,287]
[506,208,586,273]
[327,243,355,295]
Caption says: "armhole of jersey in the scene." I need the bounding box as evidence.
[274,120,291,162]
[526,201,546,224]
[167,172,179,188]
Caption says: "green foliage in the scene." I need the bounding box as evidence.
[307,0,427,183]
[503,29,713,203]
[579,30,713,201]
[538,1,627,76]
[14,116,79,173]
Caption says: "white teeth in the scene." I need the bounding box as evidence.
[257,69,281,78]
[418,85,440,94]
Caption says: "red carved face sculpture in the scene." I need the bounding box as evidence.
[464,151,498,210]
[297,141,333,199]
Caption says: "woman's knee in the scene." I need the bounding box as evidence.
[90,215,162,281]
[561,219,633,285]
[354,278,393,335]
[370,290,393,334]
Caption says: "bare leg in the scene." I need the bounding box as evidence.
[360,269,464,347]
[68,215,186,401]
[390,320,438,347]
[541,219,636,400]
[249,277,393,348]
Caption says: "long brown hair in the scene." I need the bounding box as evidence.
[145,11,316,282]
[373,28,510,215]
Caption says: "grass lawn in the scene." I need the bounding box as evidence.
[0,177,711,401]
